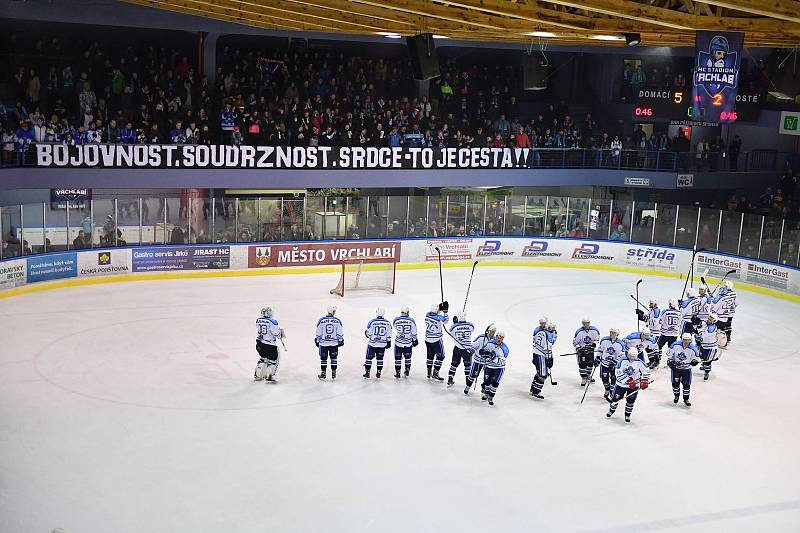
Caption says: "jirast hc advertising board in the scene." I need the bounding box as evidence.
[132,246,230,272]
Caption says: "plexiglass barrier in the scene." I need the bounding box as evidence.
[2,194,799,268]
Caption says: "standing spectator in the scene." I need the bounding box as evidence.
[780,169,797,203]
[695,137,710,171]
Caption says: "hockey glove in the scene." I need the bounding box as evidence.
[338,339,344,347]
[690,359,699,366]
[314,338,320,347]
[636,309,646,321]
[479,349,491,356]
[640,377,649,390]
[546,357,553,369]
[386,340,391,350]
[591,342,597,350]
[627,377,637,390]
[594,356,601,366]
[412,339,419,347]
[691,316,702,327]
[439,301,449,312]
[667,360,675,369]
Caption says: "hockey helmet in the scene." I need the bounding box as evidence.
[687,287,698,298]
[725,280,734,290]
[539,316,548,325]
[494,330,506,341]
[649,299,658,307]
[699,284,708,293]
[327,305,337,315]
[669,298,678,309]
[546,322,556,331]
[261,306,273,318]
[710,35,729,54]
[610,327,620,336]
[430,304,440,314]
[640,326,651,337]
[708,313,718,323]
[486,323,498,338]
[400,306,410,316]
[581,317,590,324]
[376,307,385,318]
[627,346,640,361]
[681,332,693,342]
[454,312,468,323]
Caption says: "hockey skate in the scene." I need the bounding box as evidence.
[318,369,326,380]
[431,370,444,382]
[363,370,370,378]
[606,411,613,418]
[447,376,454,386]
[703,372,709,381]
[404,367,410,377]
[531,392,544,399]
[580,377,587,386]
[376,370,382,379]
[684,399,692,407]
[481,394,487,401]
[395,370,401,379]
[674,395,679,404]
[487,397,494,406]
[331,368,337,380]
[624,414,631,423]
[463,386,470,395]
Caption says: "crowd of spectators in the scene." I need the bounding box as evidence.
[0,30,721,169]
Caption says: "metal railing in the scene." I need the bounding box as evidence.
[2,193,799,268]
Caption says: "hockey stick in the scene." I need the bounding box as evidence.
[558,351,577,357]
[549,369,558,386]
[279,338,288,352]
[709,269,738,296]
[635,279,643,333]
[629,294,647,310]
[580,364,599,404]
[462,260,479,314]
[434,246,444,303]
[680,247,706,297]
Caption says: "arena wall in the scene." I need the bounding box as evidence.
[0,237,797,302]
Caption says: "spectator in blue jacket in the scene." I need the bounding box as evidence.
[220,103,234,143]
[170,120,187,144]
[71,125,89,145]
[388,126,402,148]
[120,122,136,143]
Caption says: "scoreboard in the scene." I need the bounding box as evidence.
[632,89,761,123]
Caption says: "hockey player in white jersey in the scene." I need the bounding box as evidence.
[425,301,449,381]
[606,346,651,423]
[573,318,601,386]
[657,299,682,352]
[624,327,660,368]
[254,306,285,382]
[447,313,475,386]
[680,287,704,337]
[595,327,626,400]
[698,313,720,381]
[636,299,661,341]
[482,330,509,406]
[696,285,713,323]
[464,324,497,395]
[534,316,548,336]
[712,281,737,347]
[392,307,418,378]
[316,306,344,380]
[363,308,392,379]
[667,333,700,406]
[530,322,557,399]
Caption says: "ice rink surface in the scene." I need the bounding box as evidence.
[1,265,800,533]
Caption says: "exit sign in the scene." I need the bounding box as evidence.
[780,111,800,136]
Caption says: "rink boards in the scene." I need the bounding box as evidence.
[1,237,797,302]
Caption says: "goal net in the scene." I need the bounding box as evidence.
[330,257,397,296]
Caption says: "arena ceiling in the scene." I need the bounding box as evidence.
[125,0,800,48]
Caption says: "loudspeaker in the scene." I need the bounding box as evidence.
[523,54,548,91]
[406,33,440,80]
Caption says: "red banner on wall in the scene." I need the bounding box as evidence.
[248,241,401,268]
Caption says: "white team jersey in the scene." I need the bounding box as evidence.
[424,311,449,342]
[365,317,392,348]
[699,323,719,350]
[597,336,626,367]
[449,322,475,350]
[667,341,700,370]
[393,316,418,348]
[614,358,651,387]
[533,329,556,358]
[625,332,658,355]
[256,316,282,346]
[471,334,495,363]
[647,307,661,333]
[712,290,737,319]
[696,295,712,320]
[680,296,704,323]
[485,341,510,369]
[572,326,600,350]
[316,316,344,347]
[659,308,682,337]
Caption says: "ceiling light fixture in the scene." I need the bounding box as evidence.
[526,31,556,38]
[624,33,641,46]
[591,34,625,41]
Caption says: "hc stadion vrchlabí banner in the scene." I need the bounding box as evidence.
[692,30,745,124]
